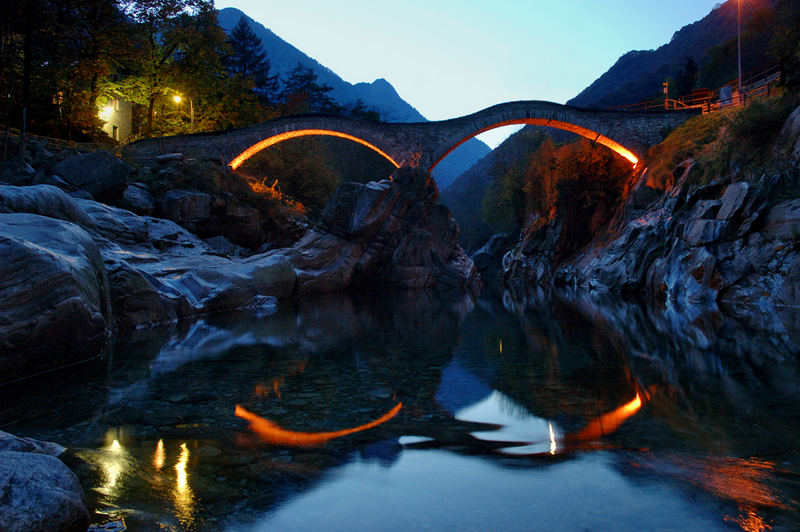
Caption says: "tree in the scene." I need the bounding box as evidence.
[280,63,340,115]
[120,0,216,137]
[225,16,278,103]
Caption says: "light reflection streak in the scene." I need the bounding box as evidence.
[548,423,556,455]
[235,403,402,447]
[565,394,642,444]
[173,442,195,528]
[153,439,165,471]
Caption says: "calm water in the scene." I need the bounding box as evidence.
[1,290,799,531]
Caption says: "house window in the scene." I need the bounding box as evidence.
[113,99,119,111]
[112,125,118,141]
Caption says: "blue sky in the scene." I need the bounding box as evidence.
[216,0,724,146]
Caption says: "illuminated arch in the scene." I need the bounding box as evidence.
[429,118,640,172]
[228,129,401,170]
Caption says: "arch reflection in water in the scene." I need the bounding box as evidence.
[235,403,402,447]
[458,390,643,455]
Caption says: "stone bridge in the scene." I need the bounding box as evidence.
[123,100,698,171]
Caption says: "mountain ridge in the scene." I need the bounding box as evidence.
[217,7,490,187]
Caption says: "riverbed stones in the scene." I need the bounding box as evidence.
[0,451,89,532]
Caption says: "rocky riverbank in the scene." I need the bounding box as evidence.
[0,147,477,384]
[496,104,800,337]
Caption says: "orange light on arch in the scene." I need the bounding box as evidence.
[235,403,402,447]
[430,119,639,171]
[229,129,401,170]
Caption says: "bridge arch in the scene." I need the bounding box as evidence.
[426,106,645,174]
[228,129,401,170]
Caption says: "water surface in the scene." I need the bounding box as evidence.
[1,290,799,531]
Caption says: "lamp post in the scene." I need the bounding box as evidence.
[190,97,195,133]
[737,0,743,106]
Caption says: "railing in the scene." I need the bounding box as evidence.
[609,64,782,114]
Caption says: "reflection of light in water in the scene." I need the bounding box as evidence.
[153,439,165,471]
[566,394,642,443]
[637,453,782,532]
[726,505,771,532]
[84,432,134,500]
[458,390,644,455]
[173,442,195,528]
[499,340,503,354]
[235,403,402,446]
[458,391,555,452]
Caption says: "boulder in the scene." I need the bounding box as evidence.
[0,451,89,532]
[157,189,211,224]
[716,182,750,221]
[0,430,65,456]
[0,214,110,381]
[120,182,155,215]
[764,199,800,240]
[50,150,132,202]
[269,167,479,293]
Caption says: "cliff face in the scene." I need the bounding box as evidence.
[502,105,800,332]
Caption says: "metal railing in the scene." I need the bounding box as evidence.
[609,64,782,114]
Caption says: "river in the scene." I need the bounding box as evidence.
[1,290,798,531]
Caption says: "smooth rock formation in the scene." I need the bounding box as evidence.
[0,213,110,380]
[0,451,89,532]
[267,167,479,294]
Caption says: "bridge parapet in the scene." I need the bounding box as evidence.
[123,101,699,171]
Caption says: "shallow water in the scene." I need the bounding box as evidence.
[1,290,799,531]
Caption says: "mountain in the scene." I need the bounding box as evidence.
[217,7,490,188]
[444,0,789,250]
[568,0,778,108]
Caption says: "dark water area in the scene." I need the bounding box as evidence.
[2,289,800,531]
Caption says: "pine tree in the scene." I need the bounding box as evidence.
[280,63,339,115]
[226,16,277,103]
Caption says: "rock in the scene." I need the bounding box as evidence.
[157,189,211,224]
[120,182,155,215]
[204,235,238,256]
[50,150,132,202]
[716,182,750,221]
[683,219,727,246]
[0,213,110,381]
[764,199,800,240]
[0,430,65,456]
[472,233,509,271]
[269,167,479,294]
[0,451,89,532]
[0,161,36,186]
[201,196,263,249]
[154,152,184,164]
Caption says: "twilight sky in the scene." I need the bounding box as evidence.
[216,0,723,146]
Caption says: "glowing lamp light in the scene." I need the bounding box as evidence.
[173,94,182,104]
[98,105,114,121]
